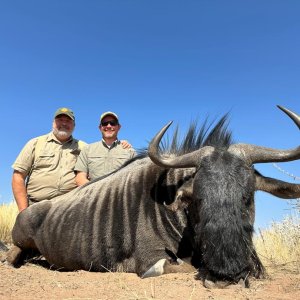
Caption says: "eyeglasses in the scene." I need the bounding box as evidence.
[101,120,119,127]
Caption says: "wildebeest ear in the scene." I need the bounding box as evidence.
[164,179,193,211]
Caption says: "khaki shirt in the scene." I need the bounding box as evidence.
[12,132,87,202]
[74,139,136,180]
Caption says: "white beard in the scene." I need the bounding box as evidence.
[53,128,73,140]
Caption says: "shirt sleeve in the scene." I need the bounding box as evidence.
[74,145,89,173]
[12,138,37,175]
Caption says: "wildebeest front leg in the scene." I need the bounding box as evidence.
[6,216,37,267]
[6,202,51,266]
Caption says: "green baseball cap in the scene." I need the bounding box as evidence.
[54,107,75,120]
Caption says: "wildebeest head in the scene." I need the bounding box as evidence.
[148,105,300,284]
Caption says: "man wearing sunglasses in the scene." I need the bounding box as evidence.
[75,111,136,186]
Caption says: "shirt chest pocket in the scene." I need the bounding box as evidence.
[87,155,106,167]
[35,151,56,168]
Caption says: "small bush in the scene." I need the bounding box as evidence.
[254,213,300,274]
[0,201,18,243]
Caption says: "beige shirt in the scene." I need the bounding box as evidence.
[74,139,136,180]
[12,132,86,202]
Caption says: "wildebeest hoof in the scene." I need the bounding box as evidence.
[163,257,196,274]
[204,279,231,289]
[204,277,248,289]
[5,245,23,267]
[203,279,216,289]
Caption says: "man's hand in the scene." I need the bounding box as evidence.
[120,140,132,149]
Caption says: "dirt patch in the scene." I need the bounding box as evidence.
[0,260,299,300]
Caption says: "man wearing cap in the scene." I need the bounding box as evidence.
[75,111,136,185]
[12,107,87,212]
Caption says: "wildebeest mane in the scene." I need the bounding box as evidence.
[149,114,232,156]
[137,113,233,157]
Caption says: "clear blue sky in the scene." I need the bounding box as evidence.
[0,1,299,229]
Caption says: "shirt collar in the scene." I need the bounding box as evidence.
[102,138,119,149]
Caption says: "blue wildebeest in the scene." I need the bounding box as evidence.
[6,105,300,288]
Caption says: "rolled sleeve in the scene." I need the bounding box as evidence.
[12,138,37,175]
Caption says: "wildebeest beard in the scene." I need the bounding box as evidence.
[192,150,258,280]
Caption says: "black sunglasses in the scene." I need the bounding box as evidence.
[101,120,119,127]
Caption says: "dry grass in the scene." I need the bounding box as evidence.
[0,201,18,243]
[254,212,300,274]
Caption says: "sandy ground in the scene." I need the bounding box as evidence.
[0,257,299,300]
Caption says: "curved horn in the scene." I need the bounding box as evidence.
[255,173,300,198]
[277,105,300,130]
[148,121,214,168]
[228,105,300,165]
